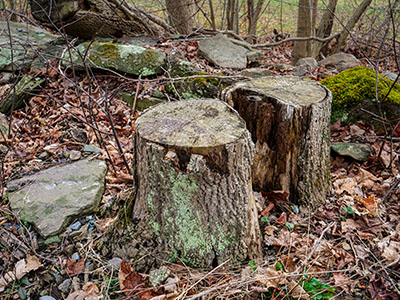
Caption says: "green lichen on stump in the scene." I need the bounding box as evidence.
[320,66,400,123]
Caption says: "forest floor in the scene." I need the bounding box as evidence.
[0,38,399,300]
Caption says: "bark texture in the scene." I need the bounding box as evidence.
[29,0,169,38]
[165,0,193,34]
[222,77,332,208]
[292,0,312,63]
[107,98,262,269]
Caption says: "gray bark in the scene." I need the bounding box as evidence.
[292,0,312,63]
[165,0,193,34]
[331,0,372,54]
[29,0,170,38]
[104,98,262,270]
[222,77,332,208]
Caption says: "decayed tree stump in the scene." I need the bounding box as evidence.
[222,76,332,207]
[125,98,262,268]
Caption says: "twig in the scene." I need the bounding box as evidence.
[383,177,400,201]
[294,222,334,274]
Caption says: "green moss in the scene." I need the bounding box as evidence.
[320,66,400,122]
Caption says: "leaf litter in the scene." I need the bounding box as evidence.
[0,41,399,299]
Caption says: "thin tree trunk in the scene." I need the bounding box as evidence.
[209,0,216,30]
[311,0,318,34]
[331,0,372,54]
[247,0,265,43]
[312,0,338,57]
[165,0,193,34]
[292,0,312,63]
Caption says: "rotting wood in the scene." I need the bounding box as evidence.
[222,76,332,208]
[105,98,262,270]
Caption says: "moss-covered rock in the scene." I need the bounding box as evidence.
[64,42,166,76]
[320,66,400,124]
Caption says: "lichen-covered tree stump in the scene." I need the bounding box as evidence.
[127,98,261,268]
[222,76,332,207]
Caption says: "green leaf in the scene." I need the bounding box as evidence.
[342,206,355,214]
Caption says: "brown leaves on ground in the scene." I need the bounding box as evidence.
[67,257,85,277]
[118,260,161,299]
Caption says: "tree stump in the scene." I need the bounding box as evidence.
[222,76,332,208]
[129,98,262,268]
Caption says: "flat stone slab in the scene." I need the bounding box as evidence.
[0,21,61,71]
[331,142,372,162]
[7,159,107,238]
[198,34,247,69]
[64,41,166,76]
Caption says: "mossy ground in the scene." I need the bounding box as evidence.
[320,66,400,123]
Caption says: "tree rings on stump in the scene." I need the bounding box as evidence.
[222,76,332,208]
[132,98,262,268]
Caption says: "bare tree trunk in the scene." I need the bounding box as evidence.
[312,0,338,57]
[227,0,239,34]
[208,0,216,30]
[311,0,318,34]
[246,0,265,43]
[7,0,18,22]
[165,0,193,34]
[29,0,173,38]
[331,0,372,54]
[292,0,312,63]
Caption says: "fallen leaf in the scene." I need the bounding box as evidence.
[288,280,310,299]
[256,266,287,289]
[275,212,287,225]
[67,258,85,276]
[333,273,350,294]
[260,202,274,217]
[263,190,289,202]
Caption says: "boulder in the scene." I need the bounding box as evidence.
[198,34,247,69]
[294,57,318,76]
[64,42,166,76]
[319,52,361,72]
[0,21,62,71]
[241,68,272,78]
[7,159,107,238]
[320,66,400,125]
[0,75,45,114]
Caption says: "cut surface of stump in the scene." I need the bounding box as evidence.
[119,98,261,269]
[223,77,332,207]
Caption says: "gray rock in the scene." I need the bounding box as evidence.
[107,257,123,270]
[0,75,45,114]
[198,33,247,69]
[83,144,102,154]
[70,221,81,231]
[8,159,107,238]
[382,71,399,82]
[331,142,373,162]
[246,50,263,62]
[58,278,72,294]
[319,52,361,72]
[274,63,293,71]
[294,57,318,76]
[39,296,57,300]
[167,56,201,77]
[63,42,166,76]
[0,72,13,85]
[71,252,80,260]
[164,277,179,293]
[136,97,166,111]
[0,21,62,71]
[241,68,272,78]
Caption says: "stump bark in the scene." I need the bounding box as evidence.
[222,76,332,207]
[29,0,173,38]
[122,98,262,269]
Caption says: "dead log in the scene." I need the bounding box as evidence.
[111,98,262,269]
[222,76,332,208]
[29,0,174,38]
